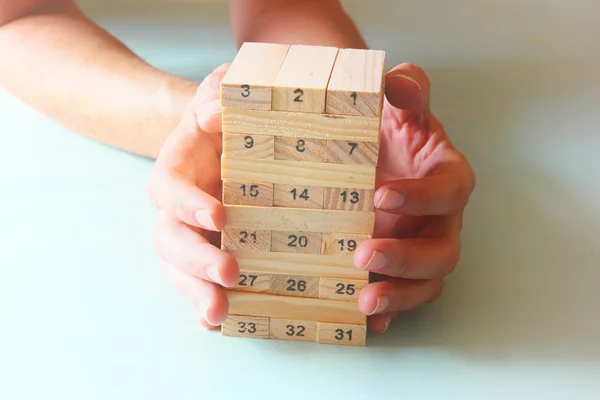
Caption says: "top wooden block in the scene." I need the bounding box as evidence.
[220,42,386,117]
[220,42,291,110]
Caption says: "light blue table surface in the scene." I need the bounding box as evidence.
[1,1,599,399]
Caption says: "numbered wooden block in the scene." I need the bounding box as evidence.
[321,233,371,255]
[325,48,386,117]
[232,271,273,293]
[319,278,368,301]
[222,108,380,142]
[221,228,272,252]
[221,315,270,339]
[324,188,374,212]
[222,158,376,190]
[326,140,378,166]
[224,205,375,234]
[223,181,274,206]
[226,251,369,280]
[274,137,327,162]
[271,45,339,113]
[226,291,366,325]
[271,231,322,254]
[273,184,324,209]
[271,274,319,298]
[269,318,318,342]
[220,42,290,109]
[317,322,367,347]
[223,133,274,159]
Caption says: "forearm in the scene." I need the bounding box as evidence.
[0,3,197,158]
[228,0,368,49]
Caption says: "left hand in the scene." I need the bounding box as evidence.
[354,63,476,333]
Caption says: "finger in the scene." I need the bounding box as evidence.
[162,260,229,327]
[195,63,230,133]
[373,152,475,216]
[354,234,460,280]
[359,279,444,316]
[148,120,224,231]
[368,312,399,333]
[154,213,239,287]
[384,62,431,112]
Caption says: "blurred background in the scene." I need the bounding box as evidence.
[1,0,598,398]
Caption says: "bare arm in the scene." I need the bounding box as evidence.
[0,0,197,158]
[228,0,368,49]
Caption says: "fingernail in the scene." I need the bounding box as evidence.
[195,209,216,230]
[369,296,389,315]
[206,265,222,285]
[362,250,387,270]
[204,307,218,326]
[383,318,391,332]
[388,73,422,90]
[376,188,405,210]
[200,99,222,117]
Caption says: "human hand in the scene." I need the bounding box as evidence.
[147,64,239,329]
[354,63,476,333]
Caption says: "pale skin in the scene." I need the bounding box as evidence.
[0,0,475,333]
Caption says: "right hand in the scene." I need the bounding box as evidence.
[147,63,239,329]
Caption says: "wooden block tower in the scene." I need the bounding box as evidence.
[218,42,385,347]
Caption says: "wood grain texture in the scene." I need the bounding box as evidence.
[321,233,371,255]
[273,184,324,209]
[271,231,322,254]
[224,205,375,234]
[271,45,339,113]
[223,133,274,159]
[317,322,366,346]
[220,42,290,109]
[225,251,368,280]
[326,140,379,166]
[223,181,274,206]
[225,291,366,325]
[325,48,386,117]
[222,108,380,142]
[270,274,319,298]
[221,315,270,338]
[221,228,271,252]
[319,278,368,301]
[274,137,327,162]
[324,187,374,211]
[222,158,376,190]
[269,318,318,342]
[231,271,272,293]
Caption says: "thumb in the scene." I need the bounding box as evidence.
[384,63,431,113]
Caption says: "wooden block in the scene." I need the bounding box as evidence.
[222,108,380,142]
[221,315,270,339]
[221,228,271,252]
[220,42,290,109]
[224,205,375,234]
[270,274,320,298]
[274,137,327,162]
[321,233,371,256]
[223,181,274,206]
[326,140,379,166]
[269,318,318,342]
[271,231,322,254]
[271,45,339,113]
[231,271,272,293]
[324,188,374,212]
[317,322,366,347]
[222,158,375,190]
[223,133,274,159]
[226,292,366,325]
[273,184,324,209]
[225,251,368,280]
[319,278,368,301]
[325,48,386,117]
